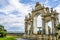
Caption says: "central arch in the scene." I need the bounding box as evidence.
[33,13,42,34]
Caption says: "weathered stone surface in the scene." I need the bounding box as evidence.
[25,2,59,40]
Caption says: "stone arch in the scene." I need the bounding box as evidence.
[25,2,59,36]
[33,13,42,34]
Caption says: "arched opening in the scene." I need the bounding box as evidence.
[37,15,42,27]
[33,14,42,34]
[47,21,52,34]
[33,13,56,35]
[37,15,42,35]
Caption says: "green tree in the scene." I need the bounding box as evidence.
[0,25,7,37]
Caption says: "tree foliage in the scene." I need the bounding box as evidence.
[0,25,7,37]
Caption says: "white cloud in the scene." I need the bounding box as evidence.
[9,0,32,15]
[0,5,16,14]
[0,0,33,32]
[54,4,60,13]
[45,0,49,4]
[37,15,42,27]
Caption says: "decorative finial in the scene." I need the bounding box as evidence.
[25,16,27,19]
[29,13,30,16]
[35,2,40,7]
[54,10,56,13]
[51,8,53,12]
[43,4,44,8]
[28,13,31,18]
[46,7,49,11]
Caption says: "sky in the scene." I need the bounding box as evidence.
[0,0,60,33]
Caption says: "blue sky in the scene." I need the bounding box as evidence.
[0,0,60,33]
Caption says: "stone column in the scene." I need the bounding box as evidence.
[56,18,59,26]
[45,23,49,34]
[27,24,29,35]
[27,24,31,35]
[25,22,27,35]
[42,17,45,34]
[30,20,33,35]
[51,15,55,34]
[33,17,37,34]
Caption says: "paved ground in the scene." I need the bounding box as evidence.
[16,38,31,40]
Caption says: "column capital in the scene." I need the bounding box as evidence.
[42,17,45,20]
[51,15,54,18]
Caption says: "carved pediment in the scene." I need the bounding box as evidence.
[35,2,43,11]
[35,2,41,7]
